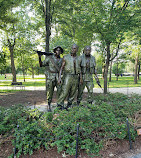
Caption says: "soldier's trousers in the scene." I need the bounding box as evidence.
[46,79,61,104]
[57,74,79,106]
[77,80,94,104]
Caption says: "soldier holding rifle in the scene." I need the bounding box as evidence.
[37,46,63,111]
[77,46,101,105]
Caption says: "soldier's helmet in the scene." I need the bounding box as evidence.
[53,46,64,54]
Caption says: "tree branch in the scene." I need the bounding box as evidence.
[41,0,45,17]
[121,0,129,12]
[107,0,116,30]
[110,37,122,61]
[88,1,105,39]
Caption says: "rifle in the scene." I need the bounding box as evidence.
[34,50,60,72]
[34,50,53,56]
[94,76,104,92]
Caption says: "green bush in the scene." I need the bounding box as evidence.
[0,93,140,157]
[0,105,26,134]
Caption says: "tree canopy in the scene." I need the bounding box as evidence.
[0,0,140,91]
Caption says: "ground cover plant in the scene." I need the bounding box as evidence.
[0,93,141,157]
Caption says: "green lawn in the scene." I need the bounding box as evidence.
[0,81,45,87]
[0,75,140,88]
[0,74,45,80]
[97,76,141,88]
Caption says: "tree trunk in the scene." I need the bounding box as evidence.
[134,55,138,84]
[45,0,50,53]
[31,65,34,79]
[10,50,16,82]
[21,55,26,82]
[8,38,16,82]
[22,66,26,82]
[138,62,140,80]
[116,61,119,81]
[104,42,111,94]
[45,0,51,95]
[109,60,112,82]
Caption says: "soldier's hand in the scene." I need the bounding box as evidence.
[58,78,62,84]
[96,77,99,83]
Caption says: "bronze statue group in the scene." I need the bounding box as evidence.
[38,44,100,112]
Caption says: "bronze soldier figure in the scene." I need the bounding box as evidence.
[38,46,63,111]
[77,46,100,105]
[57,44,81,110]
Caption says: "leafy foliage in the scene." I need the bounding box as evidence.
[0,105,26,134]
[0,93,140,157]
[112,62,126,75]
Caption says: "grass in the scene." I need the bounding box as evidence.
[101,76,141,88]
[0,81,46,86]
[0,90,24,93]
[94,76,141,88]
[0,74,141,88]
[0,74,45,80]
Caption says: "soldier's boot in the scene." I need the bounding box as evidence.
[57,104,64,110]
[65,102,72,110]
[88,100,96,105]
[77,101,80,106]
[48,103,52,112]
[88,101,92,104]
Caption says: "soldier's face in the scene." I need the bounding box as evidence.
[85,47,91,56]
[55,48,61,56]
[71,45,78,55]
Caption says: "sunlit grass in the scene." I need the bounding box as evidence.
[0,81,45,87]
[0,74,45,80]
[0,89,24,95]
[95,76,141,88]
[0,75,140,88]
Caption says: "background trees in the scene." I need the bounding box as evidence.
[0,0,140,92]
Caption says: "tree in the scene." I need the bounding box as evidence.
[1,1,42,82]
[112,62,125,77]
[86,0,140,93]
[126,44,141,84]
[52,0,140,93]
[0,0,25,82]
[0,0,22,28]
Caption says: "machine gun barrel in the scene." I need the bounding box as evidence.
[94,76,104,92]
[34,50,53,56]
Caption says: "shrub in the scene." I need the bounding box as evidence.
[0,93,140,157]
[0,105,26,134]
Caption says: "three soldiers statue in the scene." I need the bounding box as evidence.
[38,44,100,111]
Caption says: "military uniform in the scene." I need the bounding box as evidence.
[77,53,96,104]
[43,55,63,105]
[57,53,81,107]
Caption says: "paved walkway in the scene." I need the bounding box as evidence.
[0,86,141,96]
[131,154,141,158]
[128,153,141,158]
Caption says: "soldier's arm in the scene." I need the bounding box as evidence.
[58,58,66,84]
[79,57,83,84]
